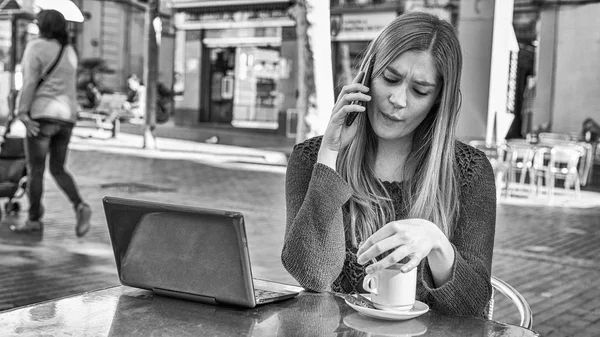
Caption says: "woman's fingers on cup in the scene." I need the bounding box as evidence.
[401,253,423,273]
[357,235,411,265]
[357,223,411,256]
[366,245,414,274]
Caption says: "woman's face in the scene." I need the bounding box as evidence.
[367,50,441,142]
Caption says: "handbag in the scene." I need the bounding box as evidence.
[1,44,66,158]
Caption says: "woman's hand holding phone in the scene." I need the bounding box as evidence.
[318,71,372,169]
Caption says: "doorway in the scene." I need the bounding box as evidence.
[202,47,236,124]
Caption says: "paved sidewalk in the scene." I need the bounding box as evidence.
[0,128,599,336]
[81,118,297,155]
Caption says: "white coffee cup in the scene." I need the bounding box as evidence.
[362,263,417,312]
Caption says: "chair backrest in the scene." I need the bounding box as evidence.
[538,138,576,147]
[539,132,571,142]
[489,275,533,329]
[549,145,584,172]
[468,140,499,159]
[505,143,535,166]
[532,147,548,170]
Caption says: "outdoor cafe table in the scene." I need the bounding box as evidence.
[0,284,539,336]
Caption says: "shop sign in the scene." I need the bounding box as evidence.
[332,12,396,41]
[181,8,294,30]
[185,9,289,24]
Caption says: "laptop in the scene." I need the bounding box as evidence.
[102,196,300,308]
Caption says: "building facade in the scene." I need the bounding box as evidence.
[528,0,600,136]
[171,0,297,134]
[6,0,593,141]
[0,0,175,117]
[75,0,175,92]
[169,0,464,137]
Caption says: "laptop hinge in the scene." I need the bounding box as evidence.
[153,288,218,305]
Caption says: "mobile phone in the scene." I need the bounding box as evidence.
[345,54,376,127]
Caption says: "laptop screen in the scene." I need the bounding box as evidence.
[102,196,256,307]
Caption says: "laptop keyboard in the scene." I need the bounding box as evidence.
[254,288,286,303]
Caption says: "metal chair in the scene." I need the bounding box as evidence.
[504,142,536,195]
[488,276,533,329]
[530,147,550,195]
[547,144,584,199]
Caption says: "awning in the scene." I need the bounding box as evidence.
[0,0,21,12]
[34,0,84,23]
[0,0,84,22]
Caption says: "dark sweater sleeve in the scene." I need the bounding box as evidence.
[281,139,353,292]
[419,147,496,317]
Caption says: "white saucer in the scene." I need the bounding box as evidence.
[344,294,429,321]
[343,313,428,336]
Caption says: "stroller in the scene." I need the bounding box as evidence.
[0,114,28,220]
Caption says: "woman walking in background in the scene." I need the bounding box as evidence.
[11,10,92,237]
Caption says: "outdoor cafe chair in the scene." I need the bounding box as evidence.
[547,144,585,199]
[504,142,536,195]
[488,275,533,330]
[530,147,550,195]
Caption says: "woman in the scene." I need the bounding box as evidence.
[281,11,496,318]
[13,10,92,236]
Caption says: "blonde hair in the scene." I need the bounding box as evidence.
[337,11,462,247]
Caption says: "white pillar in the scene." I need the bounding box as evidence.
[456,0,516,143]
[456,0,496,141]
[305,0,334,138]
[533,7,557,133]
[487,0,516,144]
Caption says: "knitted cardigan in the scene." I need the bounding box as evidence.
[281,136,496,318]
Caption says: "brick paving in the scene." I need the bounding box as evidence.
[0,127,599,336]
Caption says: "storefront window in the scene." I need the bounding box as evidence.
[232,46,284,129]
[208,47,236,123]
[200,24,288,129]
[207,45,286,129]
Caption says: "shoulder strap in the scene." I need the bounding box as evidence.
[35,44,66,91]
[10,44,66,132]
